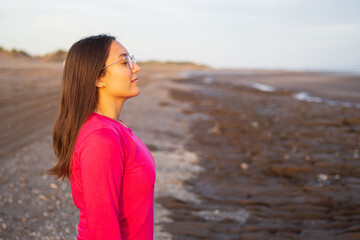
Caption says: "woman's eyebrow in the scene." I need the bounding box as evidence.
[118,53,128,58]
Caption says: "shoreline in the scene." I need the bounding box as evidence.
[181,69,360,104]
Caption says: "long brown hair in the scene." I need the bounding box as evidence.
[47,34,115,180]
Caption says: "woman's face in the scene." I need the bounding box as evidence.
[99,40,141,100]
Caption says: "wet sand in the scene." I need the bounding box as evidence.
[158,72,360,239]
[0,58,360,239]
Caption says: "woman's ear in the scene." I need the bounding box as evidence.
[95,78,106,88]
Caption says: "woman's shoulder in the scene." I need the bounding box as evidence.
[74,113,128,152]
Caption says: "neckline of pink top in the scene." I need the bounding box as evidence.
[91,112,133,133]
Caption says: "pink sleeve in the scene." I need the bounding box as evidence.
[79,128,125,240]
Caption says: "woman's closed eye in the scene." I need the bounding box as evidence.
[118,57,128,65]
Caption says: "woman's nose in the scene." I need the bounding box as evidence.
[132,62,141,73]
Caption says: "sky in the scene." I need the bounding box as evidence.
[1,0,360,70]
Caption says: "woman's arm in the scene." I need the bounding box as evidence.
[79,128,125,240]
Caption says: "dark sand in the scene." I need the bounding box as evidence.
[158,72,360,239]
[0,58,359,239]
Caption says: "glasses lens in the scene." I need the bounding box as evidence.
[126,55,132,69]
[125,55,136,70]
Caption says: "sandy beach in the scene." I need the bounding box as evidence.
[0,57,359,239]
[0,57,205,239]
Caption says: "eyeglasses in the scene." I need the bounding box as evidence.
[102,55,136,70]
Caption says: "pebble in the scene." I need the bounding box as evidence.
[251,121,259,128]
[317,173,329,183]
[354,148,359,159]
[209,123,220,134]
[38,195,47,200]
[241,162,249,170]
[283,153,290,160]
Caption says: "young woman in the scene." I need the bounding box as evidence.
[47,34,156,240]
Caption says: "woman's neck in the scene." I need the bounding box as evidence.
[95,106,130,129]
[95,108,121,122]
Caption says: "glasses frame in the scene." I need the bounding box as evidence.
[102,55,136,70]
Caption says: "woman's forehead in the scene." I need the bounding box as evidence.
[109,40,128,59]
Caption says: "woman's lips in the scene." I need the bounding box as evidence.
[131,78,138,83]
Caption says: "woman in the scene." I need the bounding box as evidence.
[47,34,156,240]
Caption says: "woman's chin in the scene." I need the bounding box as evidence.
[128,89,140,99]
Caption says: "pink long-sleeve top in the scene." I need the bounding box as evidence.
[70,112,156,240]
